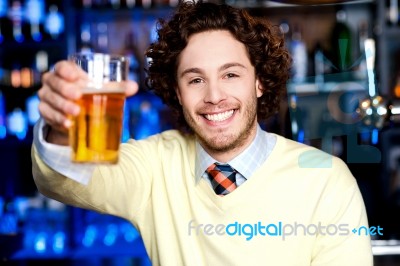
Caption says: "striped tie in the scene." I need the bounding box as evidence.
[206,163,237,196]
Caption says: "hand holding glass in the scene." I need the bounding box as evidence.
[68,53,128,164]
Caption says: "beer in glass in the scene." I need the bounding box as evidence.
[68,53,128,163]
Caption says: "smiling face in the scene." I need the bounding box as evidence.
[176,30,263,162]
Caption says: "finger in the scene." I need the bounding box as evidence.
[124,80,139,97]
[42,72,86,100]
[38,101,73,129]
[38,85,80,116]
[53,61,88,82]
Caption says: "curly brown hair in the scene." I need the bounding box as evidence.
[145,0,292,132]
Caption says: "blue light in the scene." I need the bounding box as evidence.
[360,131,370,143]
[6,108,28,140]
[26,94,41,125]
[149,21,159,43]
[32,32,43,42]
[298,129,305,143]
[372,129,378,145]
[135,101,160,140]
[103,224,118,246]
[16,130,27,140]
[0,0,7,17]
[0,213,17,234]
[23,229,36,251]
[15,35,24,43]
[120,223,139,243]
[0,126,5,139]
[34,232,48,253]
[0,91,6,138]
[24,0,45,23]
[53,231,66,253]
[82,225,97,247]
[44,5,64,39]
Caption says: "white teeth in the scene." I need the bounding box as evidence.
[205,110,234,122]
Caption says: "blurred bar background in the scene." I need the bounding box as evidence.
[1,0,400,265]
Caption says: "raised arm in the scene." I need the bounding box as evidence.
[37,60,138,145]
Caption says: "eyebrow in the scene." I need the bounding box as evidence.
[179,62,247,78]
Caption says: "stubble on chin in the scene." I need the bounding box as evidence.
[181,109,229,152]
[198,130,238,153]
[184,111,258,156]
[182,95,259,156]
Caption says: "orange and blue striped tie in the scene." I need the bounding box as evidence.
[206,163,237,196]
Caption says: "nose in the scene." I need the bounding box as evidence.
[203,81,227,104]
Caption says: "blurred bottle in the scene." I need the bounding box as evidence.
[125,0,136,8]
[290,24,308,84]
[0,199,18,234]
[287,94,305,143]
[11,63,21,88]
[137,0,152,8]
[6,108,28,140]
[8,0,24,43]
[394,72,400,98]
[279,20,291,50]
[26,94,40,125]
[96,22,108,52]
[389,0,399,25]
[79,23,93,53]
[35,50,49,73]
[20,67,33,88]
[314,43,324,89]
[24,0,45,42]
[122,31,140,83]
[109,0,121,9]
[44,5,64,40]
[354,20,369,80]
[330,10,352,72]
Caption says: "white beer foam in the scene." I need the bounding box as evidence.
[82,81,126,94]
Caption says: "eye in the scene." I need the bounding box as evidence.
[225,73,239,79]
[188,78,204,84]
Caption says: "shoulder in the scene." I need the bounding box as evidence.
[272,133,348,170]
[264,135,364,221]
[123,130,196,155]
[145,129,195,147]
[269,134,355,187]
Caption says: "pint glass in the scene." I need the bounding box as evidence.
[68,53,129,163]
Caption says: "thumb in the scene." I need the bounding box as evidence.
[124,80,139,97]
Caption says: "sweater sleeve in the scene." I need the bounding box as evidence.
[32,118,96,185]
[31,137,157,222]
[311,157,373,266]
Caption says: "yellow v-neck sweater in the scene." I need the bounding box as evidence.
[32,130,372,266]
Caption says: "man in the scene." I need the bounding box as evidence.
[32,1,373,265]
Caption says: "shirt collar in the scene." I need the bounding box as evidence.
[195,124,268,183]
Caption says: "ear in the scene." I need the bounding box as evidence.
[175,86,182,105]
[255,79,264,98]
